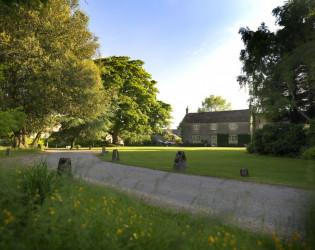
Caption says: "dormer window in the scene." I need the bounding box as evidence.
[229,123,237,131]
[193,123,200,131]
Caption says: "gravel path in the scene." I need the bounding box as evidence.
[12,150,315,238]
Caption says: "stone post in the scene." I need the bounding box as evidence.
[57,158,72,176]
[5,148,11,157]
[240,168,249,177]
[102,147,109,156]
[89,145,92,150]
[173,151,188,170]
[112,149,120,161]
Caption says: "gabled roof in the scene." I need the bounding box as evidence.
[183,109,250,123]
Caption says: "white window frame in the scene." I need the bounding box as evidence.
[192,135,201,143]
[229,123,237,131]
[193,123,200,131]
[229,135,238,144]
[210,123,217,130]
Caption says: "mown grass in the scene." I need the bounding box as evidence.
[0,146,42,158]
[98,147,315,189]
[0,161,313,250]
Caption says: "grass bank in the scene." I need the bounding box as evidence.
[0,161,312,250]
[98,147,315,189]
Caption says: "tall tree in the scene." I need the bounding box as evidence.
[0,0,106,147]
[198,95,232,112]
[238,0,315,123]
[95,56,172,144]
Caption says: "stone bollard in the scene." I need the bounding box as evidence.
[57,158,72,176]
[5,148,11,157]
[240,168,249,177]
[102,147,109,156]
[173,151,188,170]
[89,145,92,150]
[112,149,120,161]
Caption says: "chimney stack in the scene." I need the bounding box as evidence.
[186,106,189,114]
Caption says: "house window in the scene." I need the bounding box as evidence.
[210,123,217,130]
[229,123,237,131]
[193,123,200,131]
[192,135,201,143]
[229,135,238,144]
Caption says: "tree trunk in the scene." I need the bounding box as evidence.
[21,126,28,148]
[112,131,119,145]
[31,131,42,147]
[71,136,76,149]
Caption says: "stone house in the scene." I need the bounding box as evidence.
[182,108,251,146]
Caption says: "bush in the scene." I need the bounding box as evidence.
[302,146,315,160]
[251,123,306,155]
[217,134,228,147]
[238,134,251,146]
[246,142,255,153]
[308,118,315,147]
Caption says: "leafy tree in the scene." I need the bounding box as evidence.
[238,0,315,123]
[198,95,232,112]
[95,56,172,144]
[0,108,26,138]
[0,0,106,147]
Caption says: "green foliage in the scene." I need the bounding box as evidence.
[122,133,151,146]
[95,56,172,144]
[238,0,315,123]
[238,134,251,146]
[0,108,27,137]
[0,0,105,147]
[308,118,315,146]
[217,134,229,147]
[302,146,315,160]
[246,142,255,154]
[198,95,232,112]
[251,123,306,155]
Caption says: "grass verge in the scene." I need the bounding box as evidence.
[0,147,42,158]
[97,147,315,190]
[0,161,313,249]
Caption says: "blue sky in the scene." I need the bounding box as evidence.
[80,0,285,127]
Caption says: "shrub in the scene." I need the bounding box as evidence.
[217,134,228,147]
[308,118,315,147]
[238,134,251,146]
[302,146,315,160]
[246,142,255,153]
[251,123,306,155]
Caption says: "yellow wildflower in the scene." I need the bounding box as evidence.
[287,243,293,249]
[50,196,55,200]
[141,232,145,237]
[232,234,235,238]
[225,232,230,237]
[217,231,221,236]
[295,233,300,238]
[90,198,94,203]
[292,237,297,242]
[67,218,72,222]
[223,237,227,242]
[82,221,87,228]
[78,193,81,197]
[209,236,215,244]
[133,233,138,239]
[271,232,276,236]
[182,232,186,236]
[17,186,21,189]
[222,243,226,247]
[54,189,59,193]
[117,229,123,235]
[106,232,110,237]
[79,187,83,191]
[36,194,40,198]
[257,241,262,246]
[274,237,280,243]
[8,216,14,222]
[230,240,235,246]
[50,210,55,215]
[4,219,9,224]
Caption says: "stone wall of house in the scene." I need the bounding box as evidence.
[182,122,250,144]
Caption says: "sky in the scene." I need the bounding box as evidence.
[79,0,285,128]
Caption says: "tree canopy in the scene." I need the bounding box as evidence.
[95,56,172,144]
[238,0,315,123]
[198,95,232,112]
[0,0,106,146]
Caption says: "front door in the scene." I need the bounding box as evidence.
[211,135,217,147]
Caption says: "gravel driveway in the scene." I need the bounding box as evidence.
[13,150,315,238]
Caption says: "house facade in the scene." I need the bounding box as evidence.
[182,109,251,146]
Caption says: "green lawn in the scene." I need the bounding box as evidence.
[98,147,315,189]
